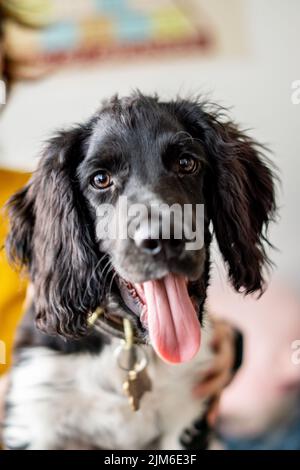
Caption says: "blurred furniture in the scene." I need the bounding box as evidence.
[0,170,30,375]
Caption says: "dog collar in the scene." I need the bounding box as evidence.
[88,306,144,343]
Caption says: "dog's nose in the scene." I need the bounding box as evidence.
[133,215,185,259]
[139,238,162,255]
[136,236,184,258]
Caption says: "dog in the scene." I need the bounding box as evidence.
[3,92,276,450]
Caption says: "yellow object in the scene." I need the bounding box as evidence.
[88,306,104,326]
[123,318,134,350]
[0,169,31,375]
[152,7,193,40]
[1,0,53,27]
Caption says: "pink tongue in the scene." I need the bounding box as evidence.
[142,274,201,364]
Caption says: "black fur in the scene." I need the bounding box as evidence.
[6,92,276,343]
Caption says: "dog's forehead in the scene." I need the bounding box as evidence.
[90,102,182,150]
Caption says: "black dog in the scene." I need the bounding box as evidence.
[4,92,276,450]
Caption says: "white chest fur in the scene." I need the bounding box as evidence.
[5,326,213,450]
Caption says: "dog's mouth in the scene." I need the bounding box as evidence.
[115,273,201,364]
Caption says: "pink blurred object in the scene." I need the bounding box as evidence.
[207,277,300,437]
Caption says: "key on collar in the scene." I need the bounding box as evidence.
[115,318,152,411]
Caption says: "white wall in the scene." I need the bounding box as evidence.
[0,0,299,287]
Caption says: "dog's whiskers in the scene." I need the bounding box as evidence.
[101,263,115,298]
[107,271,118,298]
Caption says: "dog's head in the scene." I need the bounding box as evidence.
[6,93,276,363]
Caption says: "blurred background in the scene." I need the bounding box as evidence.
[0,0,299,450]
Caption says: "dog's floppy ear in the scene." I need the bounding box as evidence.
[6,185,35,268]
[7,127,103,337]
[169,99,277,294]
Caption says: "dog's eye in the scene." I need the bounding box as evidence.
[177,155,198,174]
[91,171,113,190]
